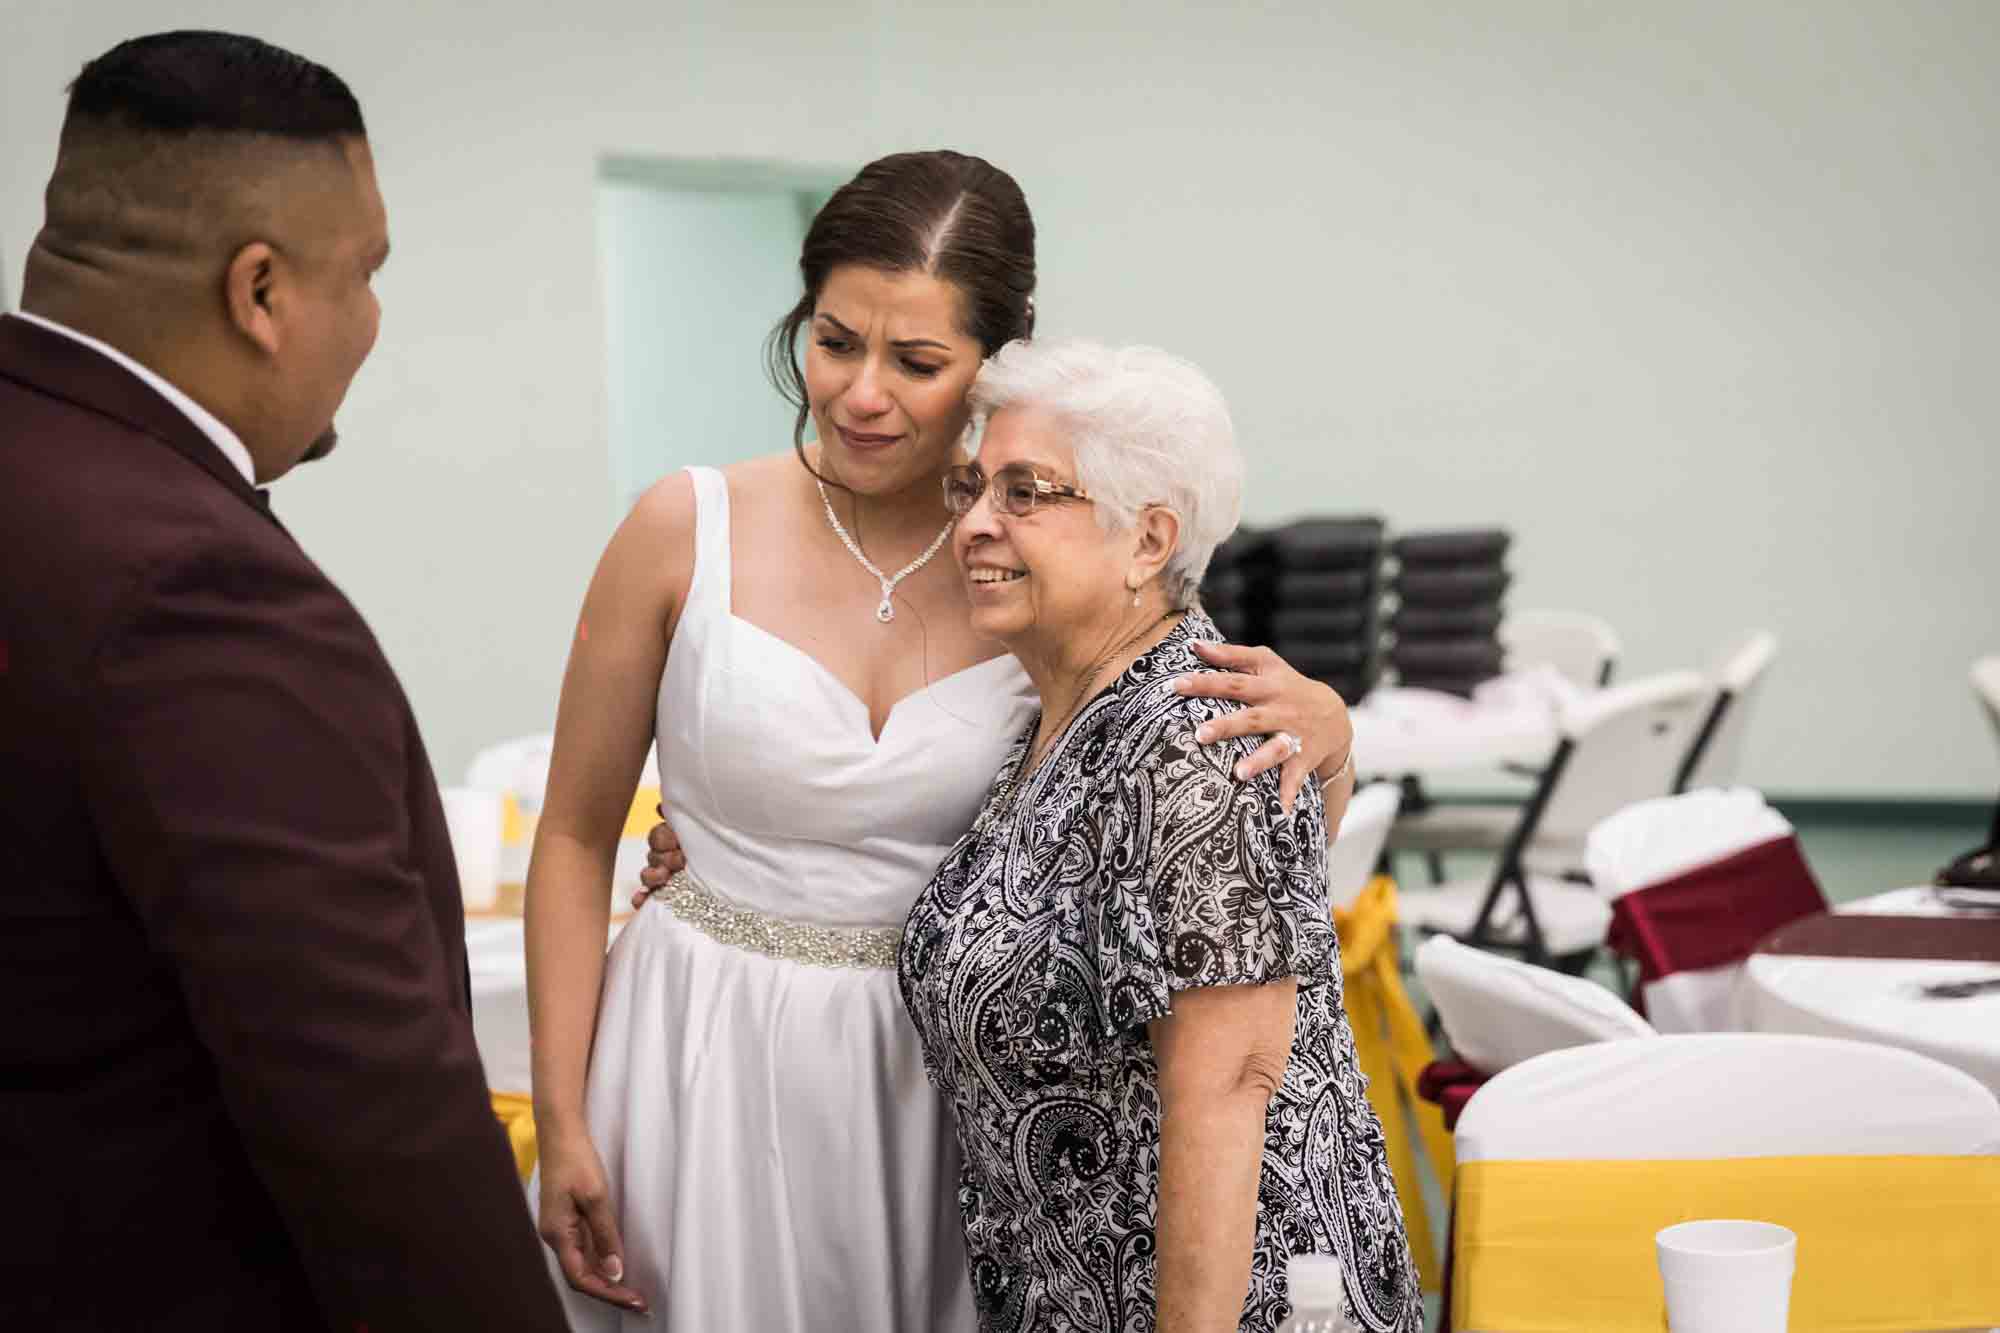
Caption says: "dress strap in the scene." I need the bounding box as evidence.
[680,466,732,618]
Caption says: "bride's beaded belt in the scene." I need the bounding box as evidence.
[658,868,902,970]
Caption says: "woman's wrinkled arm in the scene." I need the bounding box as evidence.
[1150,978,1300,1333]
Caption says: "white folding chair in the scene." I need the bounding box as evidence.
[1382,610,1614,888]
[1498,608,1622,689]
[1976,656,2000,746]
[1674,629,1778,791]
[1395,670,1716,962]
[1326,781,1401,909]
[1415,935,1653,1076]
[1585,788,1802,1032]
[1451,1034,2000,1332]
[1975,656,2000,849]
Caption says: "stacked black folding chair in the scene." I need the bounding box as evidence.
[1262,517,1387,705]
[1386,528,1511,696]
[1199,527,1268,647]
[1382,528,1512,886]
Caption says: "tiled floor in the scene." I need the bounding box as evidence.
[1392,802,1993,1329]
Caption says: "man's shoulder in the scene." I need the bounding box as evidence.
[4,373,238,520]
[3,387,366,660]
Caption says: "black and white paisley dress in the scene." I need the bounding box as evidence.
[898,611,1423,1333]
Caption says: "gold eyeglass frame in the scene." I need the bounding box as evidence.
[942,462,1092,517]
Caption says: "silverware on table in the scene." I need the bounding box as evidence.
[1916,975,2000,1000]
[1929,886,2000,914]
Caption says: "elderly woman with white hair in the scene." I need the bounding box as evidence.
[897,340,1422,1333]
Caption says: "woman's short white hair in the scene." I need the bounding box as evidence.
[968,339,1242,609]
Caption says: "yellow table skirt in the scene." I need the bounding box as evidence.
[1335,876,1455,1291]
[1453,1154,2000,1331]
[491,1090,538,1181]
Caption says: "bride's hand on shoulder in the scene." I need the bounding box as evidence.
[535,1126,650,1314]
[629,808,687,909]
[1174,639,1353,815]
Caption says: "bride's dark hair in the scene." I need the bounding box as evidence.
[765,150,1037,475]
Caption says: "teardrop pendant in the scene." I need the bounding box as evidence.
[876,596,895,624]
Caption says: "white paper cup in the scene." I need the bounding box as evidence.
[441,786,505,912]
[1656,1219,1796,1333]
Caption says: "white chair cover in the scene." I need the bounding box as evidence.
[1585,787,1794,1033]
[1326,781,1401,909]
[1451,1035,2000,1333]
[1414,935,1653,1075]
[1456,1032,2000,1163]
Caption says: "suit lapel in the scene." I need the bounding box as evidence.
[0,313,280,530]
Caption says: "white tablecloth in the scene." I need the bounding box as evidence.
[467,915,624,1096]
[1350,674,1567,776]
[1740,887,2000,1099]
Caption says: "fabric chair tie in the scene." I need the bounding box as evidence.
[1606,834,1826,997]
[491,1090,538,1181]
[1335,876,1457,1290]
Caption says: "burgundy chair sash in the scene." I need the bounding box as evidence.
[1420,1059,1488,1327]
[1416,1058,1489,1132]
[1605,834,1827,987]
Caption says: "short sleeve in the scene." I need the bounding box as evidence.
[1082,717,1336,1038]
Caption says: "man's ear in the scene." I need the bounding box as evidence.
[223,241,281,356]
[1132,505,1182,585]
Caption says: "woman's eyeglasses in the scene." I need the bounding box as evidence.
[942,463,1091,518]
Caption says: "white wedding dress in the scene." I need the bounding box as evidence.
[546,466,1037,1331]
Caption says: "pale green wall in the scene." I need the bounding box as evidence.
[596,173,820,511]
[4,1,1995,797]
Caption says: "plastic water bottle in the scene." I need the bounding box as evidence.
[1279,1253,1359,1333]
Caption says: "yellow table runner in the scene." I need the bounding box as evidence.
[1453,1154,2000,1331]
[1335,876,1455,1290]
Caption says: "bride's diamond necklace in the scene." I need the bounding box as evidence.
[816,477,955,624]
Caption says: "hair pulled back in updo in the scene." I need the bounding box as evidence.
[765,150,1037,468]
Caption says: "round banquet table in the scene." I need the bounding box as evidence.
[1740,887,2000,1100]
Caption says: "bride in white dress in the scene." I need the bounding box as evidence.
[525,151,1354,1330]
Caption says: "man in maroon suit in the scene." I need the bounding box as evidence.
[0,32,576,1330]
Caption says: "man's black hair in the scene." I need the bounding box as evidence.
[66,30,364,139]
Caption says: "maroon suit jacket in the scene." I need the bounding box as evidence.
[0,314,567,1331]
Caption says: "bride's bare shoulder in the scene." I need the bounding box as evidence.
[622,468,699,543]
[717,450,814,523]
[719,450,806,492]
